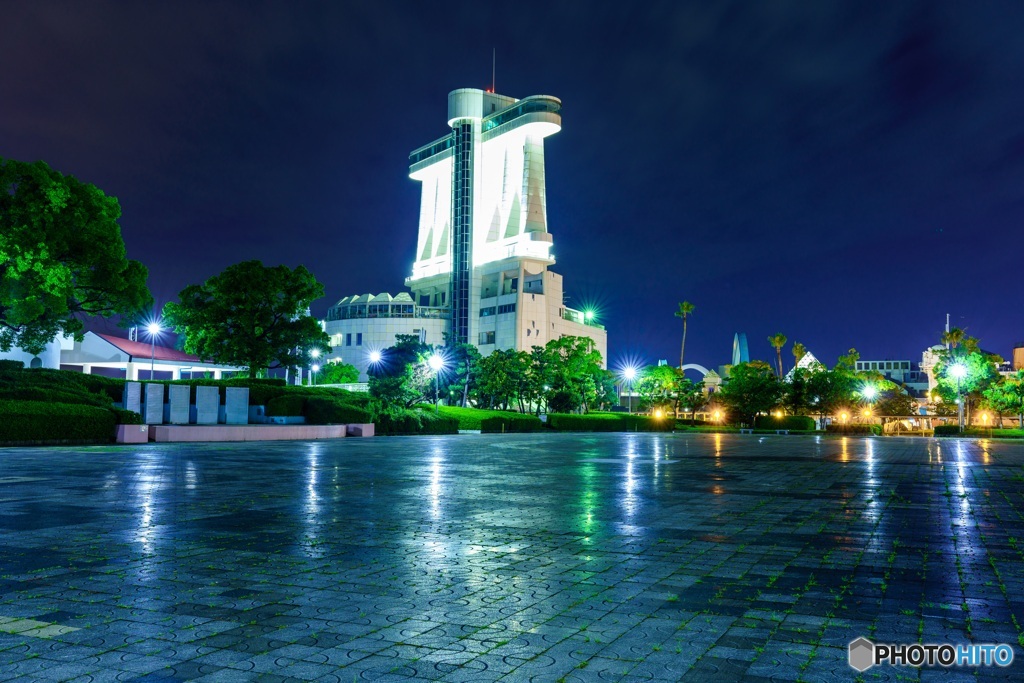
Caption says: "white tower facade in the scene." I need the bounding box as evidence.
[406,88,606,362]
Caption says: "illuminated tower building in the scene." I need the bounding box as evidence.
[326,88,606,379]
[406,88,606,358]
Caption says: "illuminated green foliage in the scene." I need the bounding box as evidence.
[0,158,152,353]
[163,260,329,377]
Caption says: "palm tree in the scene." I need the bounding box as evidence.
[675,301,695,368]
[768,333,787,378]
[942,327,965,350]
[792,342,807,369]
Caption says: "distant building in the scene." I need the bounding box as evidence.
[855,358,930,397]
[1014,343,1024,371]
[326,87,607,381]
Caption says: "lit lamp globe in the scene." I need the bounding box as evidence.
[147,322,161,336]
[949,364,967,380]
[863,386,877,401]
[369,350,382,364]
[310,349,320,359]
[623,367,636,381]
[428,354,444,372]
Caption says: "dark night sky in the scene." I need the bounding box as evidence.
[4,1,1023,371]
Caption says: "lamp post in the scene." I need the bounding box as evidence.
[622,367,637,414]
[428,353,444,415]
[146,322,161,380]
[949,363,967,432]
[862,385,876,425]
[310,349,320,386]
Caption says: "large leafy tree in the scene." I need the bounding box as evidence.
[806,367,859,428]
[0,158,151,353]
[717,361,783,426]
[163,260,329,377]
[983,371,1024,428]
[932,350,1001,424]
[636,365,677,412]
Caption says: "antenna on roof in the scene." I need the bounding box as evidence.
[491,47,496,93]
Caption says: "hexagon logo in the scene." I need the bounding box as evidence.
[848,637,875,672]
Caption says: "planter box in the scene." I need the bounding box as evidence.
[346,423,375,437]
[116,424,149,443]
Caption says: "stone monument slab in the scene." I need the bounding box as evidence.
[123,382,141,415]
[142,383,164,425]
[225,387,249,425]
[167,385,190,424]
[195,386,219,425]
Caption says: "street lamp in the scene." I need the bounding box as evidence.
[368,350,382,364]
[146,321,161,380]
[949,363,967,432]
[862,385,876,425]
[428,353,445,414]
[310,349,320,386]
[622,366,637,414]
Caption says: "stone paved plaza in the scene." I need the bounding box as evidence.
[2,433,1024,682]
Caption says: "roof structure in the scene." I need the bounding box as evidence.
[94,333,200,362]
[784,350,825,382]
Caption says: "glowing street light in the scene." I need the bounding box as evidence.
[146,321,162,380]
[621,366,638,414]
[427,353,445,414]
[863,385,877,401]
[713,409,722,423]
[310,349,321,386]
[949,363,968,432]
[368,350,382,364]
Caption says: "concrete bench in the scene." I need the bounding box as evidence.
[775,429,790,435]
[346,423,375,437]
[740,428,754,434]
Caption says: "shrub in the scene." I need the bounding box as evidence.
[933,425,962,437]
[0,360,25,370]
[753,415,815,431]
[265,394,308,417]
[480,414,544,433]
[303,397,373,425]
[825,424,882,436]
[113,409,144,425]
[0,400,115,443]
[375,409,459,435]
[546,413,674,432]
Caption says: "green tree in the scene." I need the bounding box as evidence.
[163,260,329,377]
[475,349,531,411]
[873,388,915,417]
[768,333,787,377]
[983,371,1024,428]
[317,360,359,385]
[676,377,708,422]
[636,365,677,412]
[449,343,482,408]
[717,361,783,426]
[0,158,152,353]
[932,351,1000,424]
[806,368,858,428]
[675,301,695,368]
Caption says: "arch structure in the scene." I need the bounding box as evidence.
[680,363,710,377]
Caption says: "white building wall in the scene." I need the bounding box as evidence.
[325,317,447,381]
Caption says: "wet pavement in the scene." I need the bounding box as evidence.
[1,433,1023,682]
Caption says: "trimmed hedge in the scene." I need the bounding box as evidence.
[825,424,882,436]
[376,410,459,435]
[303,397,373,425]
[265,394,308,417]
[933,425,962,437]
[0,400,116,443]
[753,415,815,431]
[546,413,674,432]
[480,414,544,433]
[113,409,144,425]
[435,405,543,432]
[0,360,25,370]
